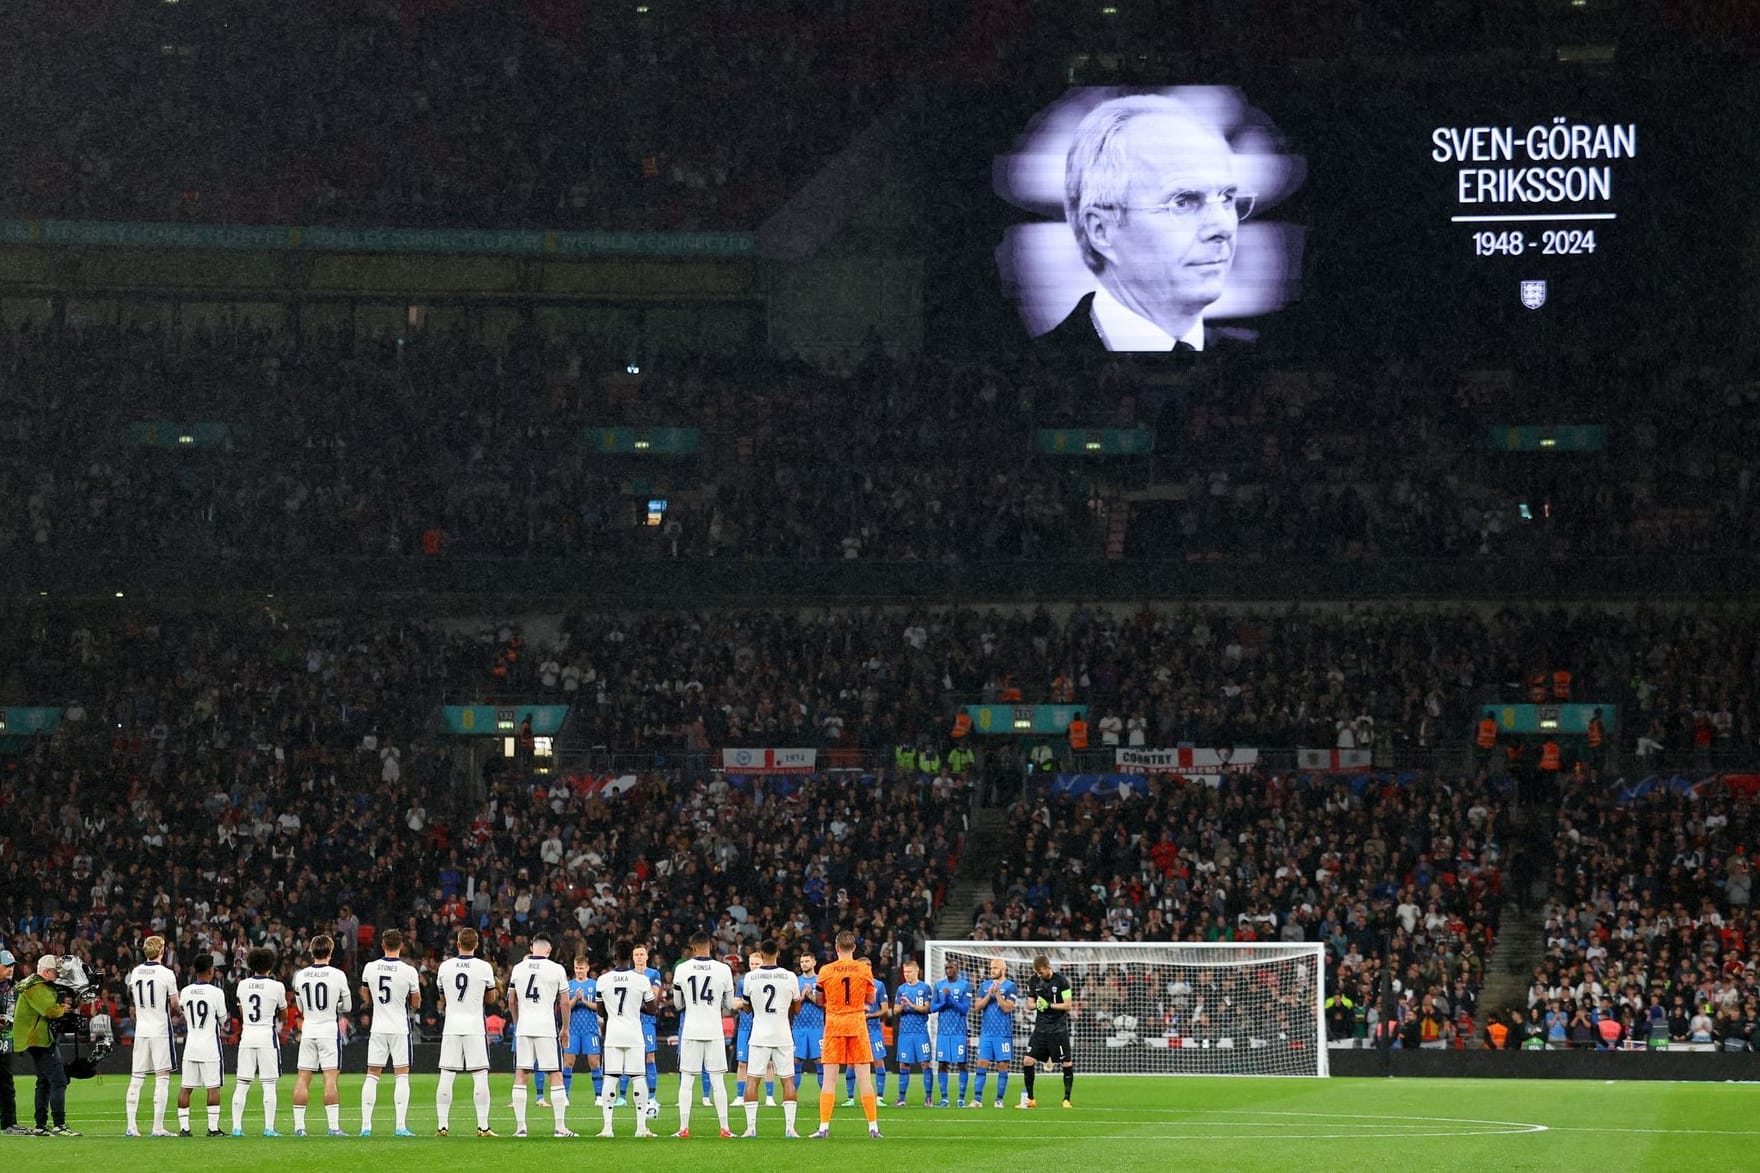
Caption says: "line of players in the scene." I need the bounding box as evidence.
[121,925,1076,1139]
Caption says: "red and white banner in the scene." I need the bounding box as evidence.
[565,773,641,799]
[1296,748,1372,773]
[1115,747,1259,777]
[720,747,818,775]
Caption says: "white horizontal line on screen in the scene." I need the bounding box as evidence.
[1450,213,1617,223]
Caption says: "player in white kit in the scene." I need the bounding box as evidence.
[508,932,574,1137]
[290,933,352,1136]
[125,934,181,1137]
[672,930,736,1137]
[231,946,288,1136]
[176,953,228,1137]
[594,938,658,1137]
[358,928,421,1137]
[435,927,500,1137]
[740,937,804,1137]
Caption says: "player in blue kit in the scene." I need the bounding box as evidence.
[792,949,824,1092]
[843,973,890,1104]
[565,955,603,1104]
[932,958,973,1107]
[971,957,1018,1107]
[892,959,934,1107]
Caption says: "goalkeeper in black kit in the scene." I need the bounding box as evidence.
[1017,955,1074,1109]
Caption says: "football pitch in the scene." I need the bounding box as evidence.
[4,1073,1751,1171]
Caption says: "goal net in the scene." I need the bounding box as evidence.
[923,940,1327,1078]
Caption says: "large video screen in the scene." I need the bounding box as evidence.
[922,61,1755,364]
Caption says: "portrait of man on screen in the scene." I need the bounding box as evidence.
[995,86,1304,354]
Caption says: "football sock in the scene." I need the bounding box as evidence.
[974,1071,988,1101]
[208,1104,222,1131]
[231,1081,250,1131]
[997,1073,1010,1101]
[958,1070,969,1101]
[550,1087,569,1133]
[293,1105,307,1132]
[436,1070,455,1130]
[393,1074,410,1129]
[590,1069,603,1098]
[152,1075,170,1131]
[126,1075,143,1131]
[1023,1065,1036,1098]
[1063,1065,1075,1099]
[898,1071,911,1099]
[876,1067,886,1097]
[262,1080,278,1129]
[677,1076,694,1131]
[178,1107,190,1130]
[782,1098,798,1132]
[325,1103,341,1130]
[938,1070,948,1098]
[534,1070,546,1098]
[745,1098,760,1131]
[711,1076,730,1130]
[563,1069,574,1095]
[472,1071,492,1129]
[512,1085,528,1132]
[360,1073,378,1132]
[645,1060,658,1097]
[861,1093,878,1126]
[818,1089,834,1127]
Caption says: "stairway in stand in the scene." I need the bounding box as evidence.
[1104,497,1131,561]
[932,806,1011,939]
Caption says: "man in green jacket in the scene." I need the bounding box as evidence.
[10,954,78,1136]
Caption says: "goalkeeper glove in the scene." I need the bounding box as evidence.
[1036,997,1049,1012]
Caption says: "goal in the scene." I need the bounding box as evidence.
[923,940,1328,1078]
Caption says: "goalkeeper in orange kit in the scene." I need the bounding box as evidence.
[808,931,883,1140]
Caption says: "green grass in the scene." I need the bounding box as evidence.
[4,1073,1755,1171]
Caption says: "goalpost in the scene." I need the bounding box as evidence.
[923,940,1328,1078]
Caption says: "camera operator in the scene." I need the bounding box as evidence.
[10,954,80,1136]
[1,948,27,1135]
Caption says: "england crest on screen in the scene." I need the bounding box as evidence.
[1520,280,1547,309]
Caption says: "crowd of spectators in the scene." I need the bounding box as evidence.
[1520,779,1760,1050]
[0,0,940,231]
[3,594,1759,1051]
[4,322,1760,573]
[975,772,1502,1050]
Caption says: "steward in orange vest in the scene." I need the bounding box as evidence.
[1067,717,1089,750]
[1476,713,1498,750]
[1539,740,1562,772]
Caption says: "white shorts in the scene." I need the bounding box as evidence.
[440,1033,491,1072]
[677,1038,728,1075]
[601,1043,642,1077]
[515,1034,561,1073]
[298,1033,340,1072]
[236,1042,282,1081]
[746,1042,796,1079]
[180,1057,223,1089]
[133,1032,175,1075]
[367,1032,414,1070]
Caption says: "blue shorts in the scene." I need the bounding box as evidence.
[897,1034,932,1065]
[735,1026,751,1064]
[642,1022,657,1053]
[934,1033,968,1064]
[792,1029,822,1061]
[978,1035,1013,1063]
[567,1024,600,1057]
[867,1035,886,1061]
